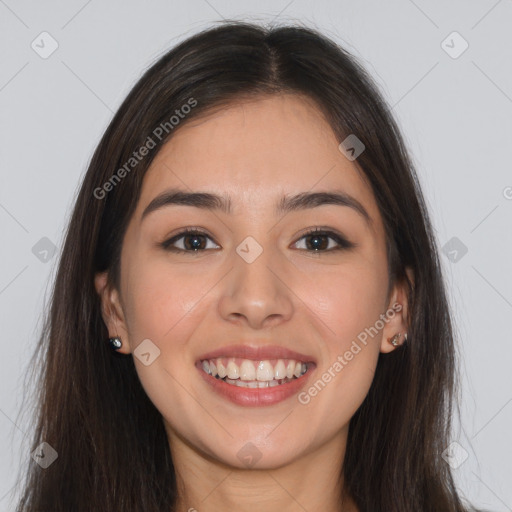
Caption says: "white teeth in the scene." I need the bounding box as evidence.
[256,360,273,381]
[286,360,295,379]
[201,357,310,382]
[224,377,296,388]
[202,360,211,375]
[226,359,239,379]
[217,361,227,378]
[274,359,287,379]
[240,360,256,381]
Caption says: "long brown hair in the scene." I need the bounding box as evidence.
[15,20,481,511]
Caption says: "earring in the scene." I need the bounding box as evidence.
[108,336,122,350]
[388,332,407,347]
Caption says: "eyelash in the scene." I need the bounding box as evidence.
[159,226,356,254]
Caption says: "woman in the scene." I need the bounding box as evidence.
[15,20,483,511]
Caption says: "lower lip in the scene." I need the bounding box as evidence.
[195,361,316,407]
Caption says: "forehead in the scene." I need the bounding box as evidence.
[136,94,381,225]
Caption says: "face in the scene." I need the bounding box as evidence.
[95,94,409,470]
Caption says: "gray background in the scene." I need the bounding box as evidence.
[1,0,511,510]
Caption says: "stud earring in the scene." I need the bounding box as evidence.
[108,336,122,350]
[388,332,407,347]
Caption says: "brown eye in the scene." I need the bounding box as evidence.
[293,228,356,252]
[161,229,219,253]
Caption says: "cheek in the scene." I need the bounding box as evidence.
[121,259,212,425]
[294,258,387,418]
[301,258,389,346]
[124,256,209,345]
[121,256,220,406]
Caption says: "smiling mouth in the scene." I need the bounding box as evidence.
[199,357,312,388]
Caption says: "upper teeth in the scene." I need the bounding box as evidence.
[201,358,308,381]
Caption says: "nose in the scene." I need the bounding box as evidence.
[217,241,294,329]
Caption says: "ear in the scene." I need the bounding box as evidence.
[94,271,132,353]
[380,266,414,354]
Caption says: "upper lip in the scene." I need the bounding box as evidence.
[197,344,316,363]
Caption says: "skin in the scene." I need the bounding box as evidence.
[95,93,412,512]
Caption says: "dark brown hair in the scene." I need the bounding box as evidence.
[14,20,482,511]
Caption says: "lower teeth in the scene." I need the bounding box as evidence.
[221,376,296,388]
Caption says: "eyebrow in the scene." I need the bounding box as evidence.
[140,188,373,228]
